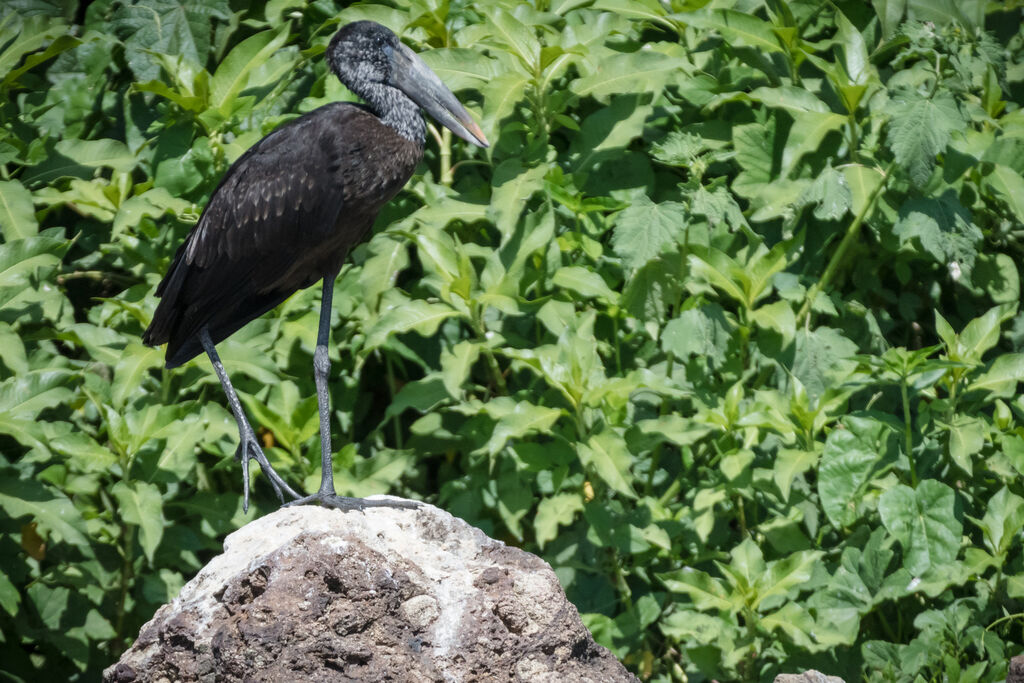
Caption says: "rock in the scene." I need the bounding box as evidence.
[105,498,636,682]
[773,672,845,683]
[1008,655,1024,683]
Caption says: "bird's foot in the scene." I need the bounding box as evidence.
[283,492,421,511]
[234,431,302,512]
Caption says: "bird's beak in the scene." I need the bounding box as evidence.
[390,42,489,148]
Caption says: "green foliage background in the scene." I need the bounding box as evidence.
[2,0,1024,680]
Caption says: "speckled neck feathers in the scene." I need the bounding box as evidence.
[354,83,426,147]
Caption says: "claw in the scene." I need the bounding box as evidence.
[234,430,302,513]
[284,493,421,511]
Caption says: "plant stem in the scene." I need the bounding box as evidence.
[114,523,135,649]
[901,378,917,486]
[439,127,452,186]
[383,352,403,448]
[796,162,892,325]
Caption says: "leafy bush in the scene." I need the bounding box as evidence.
[2,0,1024,680]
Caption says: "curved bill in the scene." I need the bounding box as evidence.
[390,42,489,148]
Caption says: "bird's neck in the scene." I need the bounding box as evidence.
[360,84,426,147]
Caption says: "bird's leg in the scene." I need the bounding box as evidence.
[199,327,302,512]
[285,274,418,512]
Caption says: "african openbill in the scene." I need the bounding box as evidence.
[143,21,488,511]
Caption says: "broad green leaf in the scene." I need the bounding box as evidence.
[577,430,637,498]
[0,180,38,240]
[153,413,204,480]
[893,195,983,277]
[364,299,461,352]
[572,50,685,100]
[487,160,547,244]
[969,487,1024,556]
[384,377,449,421]
[0,15,69,78]
[420,48,501,91]
[969,353,1024,398]
[112,343,163,409]
[479,398,563,456]
[481,71,530,134]
[0,478,88,547]
[484,8,541,70]
[111,0,231,81]
[53,138,137,174]
[661,305,731,365]
[773,447,819,501]
[0,570,19,616]
[878,480,961,576]
[660,568,735,611]
[818,415,899,528]
[0,370,73,418]
[551,266,618,302]
[755,550,823,609]
[439,341,481,399]
[210,25,291,114]
[683,10,782,53]
[111,480,166,563]
[798,165,852,221]
[944,415,985,475]
[535,492,584,548]
[985,164,1024,224]
[112,187,193,239]
[888,93,963,185]
[611,195,686,271]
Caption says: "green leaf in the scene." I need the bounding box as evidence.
[535,492,584,548]
[818,415,899,528]
[419,48,501,91]
[478,398,563,457]
[577,430,637,498]
[662,305,731,365]
[487,160,547,244]
[773,447,820,501]
[210,25,291,115]
[612,195,686,271]
[112,0,231,81]
[481,71,529,133]
[484,8,541,70]
[888,93,963,185]
[439,340,481,399]
[969,353,1024,398]
[572,49,685,100]
[111,343,163,409]
[363,299,461,351]
[878,480,961,576]
[683,10,782,54]
[111,480,166,563]
[551,266,618,302]
[0,14,69,79]
[969,487,1024,556]
[0,478,88,547]
[660,567,735,611]
[0,570,19,616]
[892,195,983,276]
[797,165,852,221]
[0,179,38,240]
[984,164,1024,224]
[944,415,985,475]
[53,138,137,174]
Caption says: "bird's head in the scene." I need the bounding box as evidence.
[327,21,488,148]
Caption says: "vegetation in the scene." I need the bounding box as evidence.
[2,0,1024,680]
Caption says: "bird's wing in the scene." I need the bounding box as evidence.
[145,104,384,364]
[180,103,367,273]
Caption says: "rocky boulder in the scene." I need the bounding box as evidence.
[105,499,636,682]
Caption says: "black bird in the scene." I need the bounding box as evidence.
[143,21,488,511]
